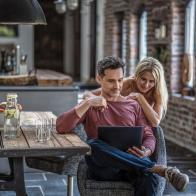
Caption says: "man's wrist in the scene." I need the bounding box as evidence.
[75,99,91,118]
[85,97,92,107]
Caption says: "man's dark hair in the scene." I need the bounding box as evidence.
[97,56,125,76]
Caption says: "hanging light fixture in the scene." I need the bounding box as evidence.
[54,0,67,14]
[54,0,95,14]
[0,0,47,25]
[83,0,94,5]
[67,0,79,11]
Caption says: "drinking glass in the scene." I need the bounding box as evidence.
[35,118,47,143]
[45,118,52,140]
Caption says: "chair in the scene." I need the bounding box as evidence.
[25,126,87,196]
[77,126,167,196]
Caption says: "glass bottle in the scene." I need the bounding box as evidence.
[4,93,20,139]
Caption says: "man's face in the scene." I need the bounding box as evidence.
[97,68,124,98]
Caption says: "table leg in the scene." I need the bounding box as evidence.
[67,175,74,196]
[13,157,27,196]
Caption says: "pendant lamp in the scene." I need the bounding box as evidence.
[0,0,47,25]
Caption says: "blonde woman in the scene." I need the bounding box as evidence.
[85,57,168,127]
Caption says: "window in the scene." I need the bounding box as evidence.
[184,0,195,88]
[122,19,127,63]
[0,25,34,73]
[139,11,147,61]
[185,0,195,55]
[0,25,18,38]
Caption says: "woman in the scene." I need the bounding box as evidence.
[85,57,168,127]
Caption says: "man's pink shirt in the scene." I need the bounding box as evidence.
[56,98,156,153]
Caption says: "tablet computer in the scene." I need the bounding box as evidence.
[98,126,143,151]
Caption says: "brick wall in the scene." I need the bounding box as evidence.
[104,0,196,152]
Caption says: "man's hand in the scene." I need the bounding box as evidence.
[75,96,107,118]
[83,90,95,100]
[87,96,107,111]
[127,146,151,158]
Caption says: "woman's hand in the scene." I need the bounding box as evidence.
[127,146,151,158]
[128,92,143,101]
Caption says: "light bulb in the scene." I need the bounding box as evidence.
[54,0,66,14]
[67,0,79,10]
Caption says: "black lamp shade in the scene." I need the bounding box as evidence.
[0,0,47,25]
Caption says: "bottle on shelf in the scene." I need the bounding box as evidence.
[15,44,20,75]
[20,54,28,75]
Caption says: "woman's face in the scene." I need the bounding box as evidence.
[136,71,155,94]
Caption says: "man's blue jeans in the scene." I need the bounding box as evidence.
[86,139,158,196]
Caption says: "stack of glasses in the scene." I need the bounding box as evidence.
[35,118,55,143]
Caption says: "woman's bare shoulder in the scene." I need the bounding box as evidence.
[122,76,135,96]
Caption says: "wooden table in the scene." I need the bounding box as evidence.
[0,112,90,196]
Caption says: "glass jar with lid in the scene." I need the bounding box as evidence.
[4,93,20,139]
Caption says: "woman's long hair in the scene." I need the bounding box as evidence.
[134,57,168,117]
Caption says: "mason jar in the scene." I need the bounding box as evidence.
[4,93,20,139]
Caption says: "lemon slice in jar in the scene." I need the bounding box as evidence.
[4,109,16,119]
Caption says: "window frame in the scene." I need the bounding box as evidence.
[182,0,195,92]
[138,10,147,61]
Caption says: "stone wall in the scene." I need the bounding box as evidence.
[104,0,196,152]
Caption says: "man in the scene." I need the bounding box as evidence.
[56,56,189,195]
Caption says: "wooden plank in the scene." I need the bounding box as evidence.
[21,126,61,149]
[2,128,29,149]
[64,133,89,148]
[36,69,73,86]
[52,131,74,147]
[52,131,89,148]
